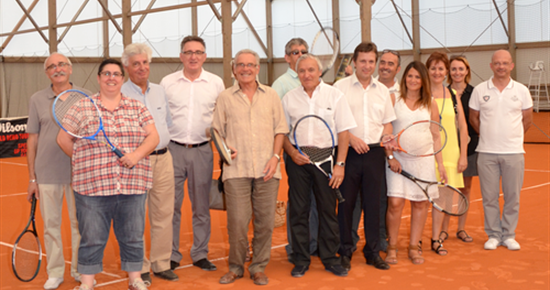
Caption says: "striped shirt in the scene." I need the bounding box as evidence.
[64,94,154,196]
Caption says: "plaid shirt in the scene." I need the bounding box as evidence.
[64,94,154,196]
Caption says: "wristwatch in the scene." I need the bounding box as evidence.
[29,179,37,183]
[273,153,281,161]
[336,161,345,167]
[386,155,395,160]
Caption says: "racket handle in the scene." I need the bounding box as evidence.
[334,188,345,203]
[113,148,124,158]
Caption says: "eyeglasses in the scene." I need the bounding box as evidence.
[99,71,124,78]
[289,50,308,56]
[46,62,71,71]
[235,63,257,69]
[181,50,205,56]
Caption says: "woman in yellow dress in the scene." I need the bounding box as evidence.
[426,52,469,255]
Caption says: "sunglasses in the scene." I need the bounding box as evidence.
[289,50,308,56]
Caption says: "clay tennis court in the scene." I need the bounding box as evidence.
[1,112,548,290]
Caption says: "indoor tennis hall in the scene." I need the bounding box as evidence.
[1,1,549,289]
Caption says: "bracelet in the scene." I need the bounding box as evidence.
[273,153,281,161]
[29,179,37,183]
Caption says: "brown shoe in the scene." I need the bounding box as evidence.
[219,271,242,284]
[251,272,269,286]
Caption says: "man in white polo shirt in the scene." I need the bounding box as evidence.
[469,49,532,251]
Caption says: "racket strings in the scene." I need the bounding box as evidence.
[13,232,40,279]
[434,186,468,215]
[54,92,101,137]
[300,146,333,163]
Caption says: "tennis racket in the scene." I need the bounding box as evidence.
[368,120,447,157]
[12,196,42,282]
[52,89,124,158]
[292,114,345,203]
[310,27,340,77]
[210,127,232,165]
[398,168,469,216]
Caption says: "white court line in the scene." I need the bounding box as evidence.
[0,192,27,198]
[0,161,27,166]
[525,169,550,173]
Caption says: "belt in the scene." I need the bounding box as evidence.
[170,140,209,148]
[150,148,168,155]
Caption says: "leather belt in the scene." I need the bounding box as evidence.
[150,148,168,155]
[170,140,209,148]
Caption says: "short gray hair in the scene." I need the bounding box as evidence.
[44,52,72,70]
[121,43,153,67]
[295,54,323,72]
[284,38,308,55]
[233,49,260,67]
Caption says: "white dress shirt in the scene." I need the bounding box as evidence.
[334,74,396,143]
[160,69,225,144]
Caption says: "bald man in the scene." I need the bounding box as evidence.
[469,50,533,251]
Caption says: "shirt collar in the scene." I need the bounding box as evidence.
[179,68,207,82]
[488,76,514,90]
[231,80,265,94]
[49,82,74,99]
[126,79,150,95]
[352,74,376,88]
[287,67,298,79]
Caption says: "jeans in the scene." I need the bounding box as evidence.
[74,192,147,274]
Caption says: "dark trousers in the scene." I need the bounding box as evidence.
[286,156,340,267]
[338,147,385,259]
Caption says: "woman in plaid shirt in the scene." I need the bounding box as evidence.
[57,59,159,290]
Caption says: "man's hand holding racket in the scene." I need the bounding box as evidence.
[329,163,344,189]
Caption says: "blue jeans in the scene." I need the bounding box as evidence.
[74,192,147,274]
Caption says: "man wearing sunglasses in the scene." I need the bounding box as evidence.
[272,38,309,99]
[160,35,225,273]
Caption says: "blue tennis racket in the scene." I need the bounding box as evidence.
[292,114,345,203]
[52,89,124,158]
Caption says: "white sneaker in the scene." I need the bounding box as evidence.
[484,238,500,250]
[129,279,149,290]
[44,277,64,290]
[502,238,521,250]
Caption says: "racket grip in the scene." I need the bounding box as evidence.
[334,188,345,203]
[113,148,124,158]
[367,142,383,148]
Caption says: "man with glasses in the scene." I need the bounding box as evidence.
[272,38,319,263]
[160,35,225,271]
[272,38,309,99]
[469,49,532,251]
[26,52,90,290]
[121,43,178,284]
[213,49,288,285]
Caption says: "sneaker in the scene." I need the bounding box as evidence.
[128,279,148,290]
[484,238,500,250]
[502,238,520,250]
[44,277,64,290]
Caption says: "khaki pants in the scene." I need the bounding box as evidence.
[142,151,175,273]
[224,178,279,276]
[38,184,80,278]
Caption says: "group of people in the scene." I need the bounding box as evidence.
[26,34,532,290]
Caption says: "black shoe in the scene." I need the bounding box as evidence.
[325,264,348,277]
[193,258,217,271]
[140,272,152,285]
[153,269,179,281]
[366,255,390,270]
[170,260,180,270]
[341,256,351,271]
[291,265,309,278]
